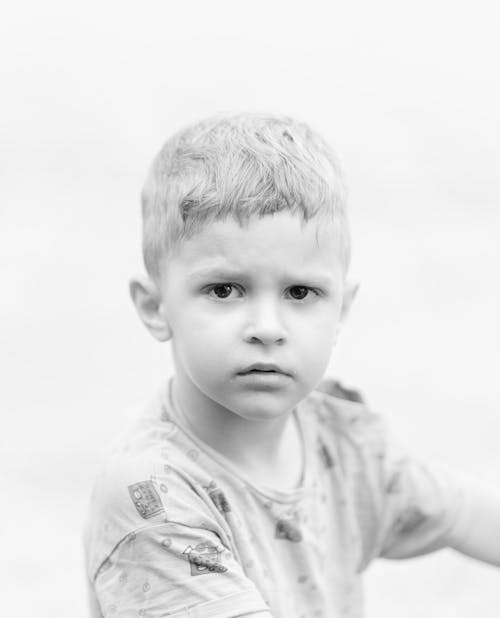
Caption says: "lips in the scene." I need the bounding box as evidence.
[237,363,290,376]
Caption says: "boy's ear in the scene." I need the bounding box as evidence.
[340,280,359,322]
[335,280,360,341]
[129,275,172,342]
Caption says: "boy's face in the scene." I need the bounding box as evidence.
[149,212,348,421]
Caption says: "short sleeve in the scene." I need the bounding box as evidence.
[376,438,469,561]
[317,392,471,571]
[85,443,270,618]
[93,522,269,618]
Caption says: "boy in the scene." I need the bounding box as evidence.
[84,113,500,617]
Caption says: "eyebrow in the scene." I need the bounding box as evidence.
[189,267,246,280]
[189,266,334,287]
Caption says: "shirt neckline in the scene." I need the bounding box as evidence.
[161,377,313,503]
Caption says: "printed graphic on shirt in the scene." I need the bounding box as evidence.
[183,541,228,576]
[128,480,165,519]
[275,518,303,542]
[204,480,232,514]
[318,439,335,469]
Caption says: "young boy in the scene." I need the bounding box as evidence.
[84,113,500,617]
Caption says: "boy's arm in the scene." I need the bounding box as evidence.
[449,482,500,567]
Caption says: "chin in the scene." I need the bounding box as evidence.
[226,392,299,422]
[236,408,289,422]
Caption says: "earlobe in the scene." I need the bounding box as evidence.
[129,275,172,342]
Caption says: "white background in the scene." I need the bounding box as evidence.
[1,1,499,616]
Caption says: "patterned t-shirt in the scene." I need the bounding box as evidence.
[84,379,471,618]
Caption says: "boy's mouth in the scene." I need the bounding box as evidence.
[237,363,290,376]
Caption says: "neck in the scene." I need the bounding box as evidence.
[171,374,302,482]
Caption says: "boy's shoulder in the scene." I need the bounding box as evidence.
[84,390,230,579]
[306,377,386,444]
[303,377,392,480]
[87,389,221,522]
[315,377,366,405]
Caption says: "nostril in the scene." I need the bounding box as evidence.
[247,336,285,345]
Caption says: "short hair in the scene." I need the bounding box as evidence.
[141,113,349,279]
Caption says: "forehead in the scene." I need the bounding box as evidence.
[165,213,344,276]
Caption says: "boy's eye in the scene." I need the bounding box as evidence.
[288,285,311,300]
[208,284,239,299]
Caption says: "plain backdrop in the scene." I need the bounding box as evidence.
[1,1,499,616]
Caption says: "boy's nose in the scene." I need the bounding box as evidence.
[243,300,287,345]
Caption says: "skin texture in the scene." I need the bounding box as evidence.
[131,212,355,485]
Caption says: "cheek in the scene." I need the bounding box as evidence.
[172,326,230,391]
[301,326,336,363]
[293,306,339,343]
[292,310,339,371]
[173,309,236,360]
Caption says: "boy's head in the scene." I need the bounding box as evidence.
[131,113,356,423]
[141,113,350,280]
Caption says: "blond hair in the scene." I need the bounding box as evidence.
[141,113,349,278]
